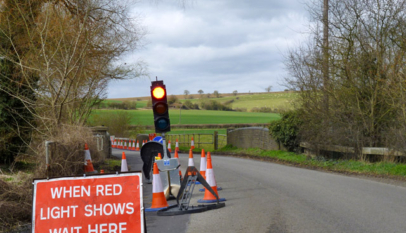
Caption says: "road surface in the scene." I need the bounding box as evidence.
[114,148,406,233]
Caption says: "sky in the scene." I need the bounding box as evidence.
[106,0,310,98]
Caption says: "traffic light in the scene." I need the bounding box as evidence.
[150,80,171,133]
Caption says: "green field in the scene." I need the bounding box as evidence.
[104,91,297,112]
[179,92,297,111]
[91,109,280,126]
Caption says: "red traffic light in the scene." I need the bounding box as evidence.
[152,87,165,99]
[150,79,170,133]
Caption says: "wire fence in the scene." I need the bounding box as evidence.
[166,132,227,151]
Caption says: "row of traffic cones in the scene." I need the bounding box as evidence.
[112,137,196,152]
[112,139,146,151]
[147,148,225,211]
[84,143,130,174]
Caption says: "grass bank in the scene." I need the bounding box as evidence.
[215,146,406,179]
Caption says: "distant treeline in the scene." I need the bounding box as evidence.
[97,100,137,110]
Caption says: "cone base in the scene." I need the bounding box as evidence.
[197,198,226,203]
[199,186,222,192]
[145,206,168,212]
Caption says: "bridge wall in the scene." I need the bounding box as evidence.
[227,127,285,151]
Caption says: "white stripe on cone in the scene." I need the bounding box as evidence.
[200,156,207,176]
[206,166,216,187]
[152,172,164,193]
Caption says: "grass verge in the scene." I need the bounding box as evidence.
[214,146,406,179]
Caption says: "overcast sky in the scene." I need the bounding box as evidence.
[107,0,310,98]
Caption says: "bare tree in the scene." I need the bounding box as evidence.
[285,0,406,155]
[265,86,272,92]
[0,0,146,160]
[184,90,190,99]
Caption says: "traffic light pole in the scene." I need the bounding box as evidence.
[161,132,169,160]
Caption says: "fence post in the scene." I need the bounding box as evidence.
[214,131,218,150]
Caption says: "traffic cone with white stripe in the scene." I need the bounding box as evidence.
[175,139,179,151]
[195,149,206,185]
[135,140,140,151]
[174,150,182,179]
[146,163,168,211]
[188,149,194,167]
[131,140,135,151]
[198,152,226,203]
[168,140,172,152]
[112,139,117,148]
[191,137,195,149]
[84,143,95,173]
[124,140,128,150]
[142,140,145,147]
[121,152,128,172]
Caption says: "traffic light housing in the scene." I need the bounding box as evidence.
[150,80,171,133]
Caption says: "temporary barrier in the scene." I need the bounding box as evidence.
[157,166,225,216]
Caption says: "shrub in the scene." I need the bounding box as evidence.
[234,107,247,112]
[182,100,199,109]
[89,111,133,137]
[200,100,232,111]
[251,107,278,113]
[269,110,302,152]
[168,95,178,105]
[122,100,137,110]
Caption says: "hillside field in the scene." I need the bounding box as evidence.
[106,91,297,112]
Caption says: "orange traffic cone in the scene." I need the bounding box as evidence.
[145,163,168,211]
[174,150,182,179]
[142,140,145,147]
[188,149,194,167]
[121,152,128,172]
[198,152,226,203]
[100,170,104,174]
[124,140,128,150]
[135,140,140,151]
[191,137,195,149]
[157,153,162,160]
[175,139,179,151]
[84,143,95,173]
[168,140,172,152]
[112,139,116,148]
[119,140,123,149]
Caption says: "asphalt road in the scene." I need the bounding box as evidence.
[114,148,406,233]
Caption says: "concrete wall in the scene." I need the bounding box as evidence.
[91,126,111,158]
[227,127,285,151]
